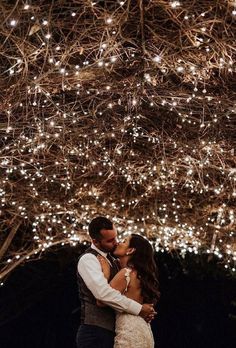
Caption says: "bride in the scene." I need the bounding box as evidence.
[97,233,160,348]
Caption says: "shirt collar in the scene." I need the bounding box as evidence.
[91,243,108,258]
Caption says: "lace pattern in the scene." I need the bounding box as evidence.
[114,268,155,348]
[114,313,154,348]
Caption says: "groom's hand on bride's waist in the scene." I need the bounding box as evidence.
[139,304,157,323]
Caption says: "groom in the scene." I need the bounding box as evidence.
[76,216,156,348]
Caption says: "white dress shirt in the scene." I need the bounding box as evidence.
[77,244,142,315]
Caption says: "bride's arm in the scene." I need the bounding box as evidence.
[97,255,127,293]
[96,256,128,307]
[109,269,129,293]
[97,255,111,280]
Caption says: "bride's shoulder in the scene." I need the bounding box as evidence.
[117,267,134,278]
[123,267,139,280]
[117,267,138,278]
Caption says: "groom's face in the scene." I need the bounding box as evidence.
[94,228,118,253]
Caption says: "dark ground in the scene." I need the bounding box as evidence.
[0,246,235,348]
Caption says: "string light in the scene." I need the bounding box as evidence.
[0,0,235,281]
[10,19,17,27]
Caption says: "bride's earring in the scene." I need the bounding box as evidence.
[126,248,135,256]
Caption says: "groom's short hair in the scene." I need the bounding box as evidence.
[89,216,113,240]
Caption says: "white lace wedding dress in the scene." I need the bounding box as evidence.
[114,268,155,348]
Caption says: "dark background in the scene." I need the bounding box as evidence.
[0,245,236,348]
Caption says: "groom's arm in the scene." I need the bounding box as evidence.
[78,253,141,315]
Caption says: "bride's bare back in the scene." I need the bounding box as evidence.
[111,268,143,304]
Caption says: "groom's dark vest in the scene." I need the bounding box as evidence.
[77,247,120,332]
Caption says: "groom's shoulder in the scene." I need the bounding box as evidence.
[83,247,99,256]
[78,247,99,261]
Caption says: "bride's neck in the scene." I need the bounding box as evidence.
[119,256,133,268]
[119,256,129,268]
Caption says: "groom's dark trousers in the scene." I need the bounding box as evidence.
[76,324,115,348]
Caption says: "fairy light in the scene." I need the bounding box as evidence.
[0,0,235,281]
[153,55,161,63]
[106,17,113,24]
[10,19,17,27]
[177,66,184,72]
[170,1,181,8]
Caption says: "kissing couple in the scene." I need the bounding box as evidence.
[76,216,160,348]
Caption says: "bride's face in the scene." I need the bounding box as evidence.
[113,235,131,257]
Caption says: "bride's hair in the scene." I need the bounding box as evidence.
[128,234,160,304]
